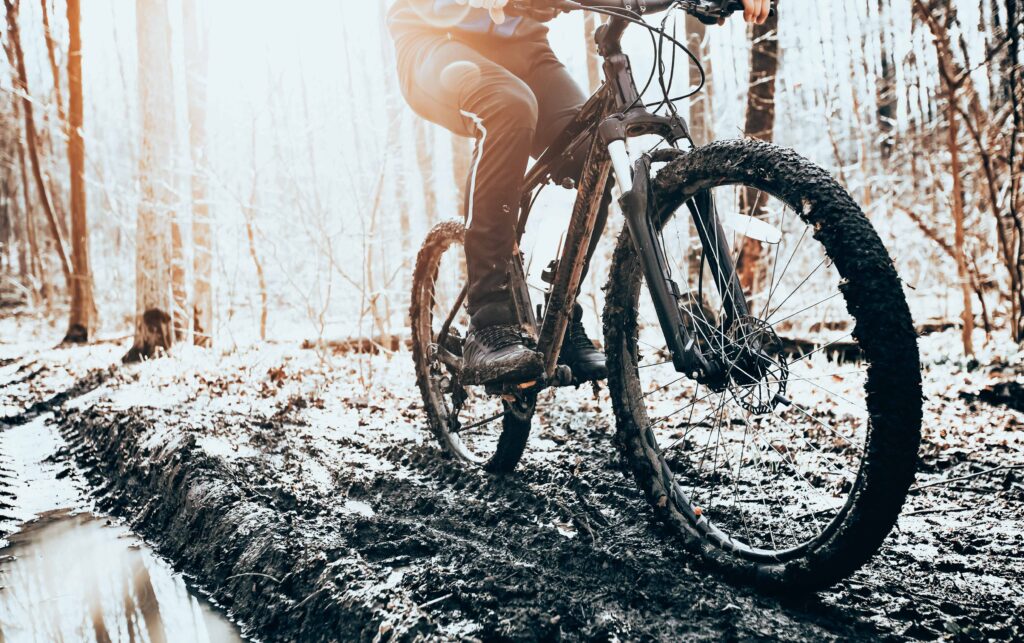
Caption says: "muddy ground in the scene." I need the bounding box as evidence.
[1,322,1022,642]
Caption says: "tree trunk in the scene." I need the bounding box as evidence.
[414,119,438,226]
[685,14,714,283]
[40,0,71,244]
[876,0,897,160]
[124,0,177,363]
[4,0,72,286]
[9,169,30,288]
[169,0,190,343]
[584,11,601,93]
[63,0,95,344]
[686,14,714,145]
[11,97,47,303]
[39,0,66,125]
[737,1,781,294]
[170,203,187,340]
[183,0,212,347]
[943,86,976,355]
[380,17,410,265]
[242,191,267,342]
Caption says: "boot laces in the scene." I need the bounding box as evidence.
[475,325,529,351]
[568,318,594,351]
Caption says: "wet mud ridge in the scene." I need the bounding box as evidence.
[61,405,888,642]
[6,339,1021,641]
[62,408,431,641]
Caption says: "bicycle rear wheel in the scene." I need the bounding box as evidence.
[410,220,535,474]
[604,140,922,590]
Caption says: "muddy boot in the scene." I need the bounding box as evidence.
[559,304,607,383]
[462,323,543,385]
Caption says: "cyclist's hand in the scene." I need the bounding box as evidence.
[741,0,771,24]
[456,0,509,25]
[720,0,772,25]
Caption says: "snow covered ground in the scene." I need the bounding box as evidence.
[1,313,1021,640]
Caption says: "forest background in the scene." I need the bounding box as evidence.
[0,0,1021,361]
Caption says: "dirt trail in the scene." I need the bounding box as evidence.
[1,334,1022,641]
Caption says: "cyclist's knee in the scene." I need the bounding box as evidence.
[492,87,538,134]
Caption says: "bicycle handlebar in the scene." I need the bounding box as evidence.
[508,0,772,26]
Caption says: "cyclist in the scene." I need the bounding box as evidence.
[387,0,770,386]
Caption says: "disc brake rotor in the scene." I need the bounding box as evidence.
[725,316,789,415]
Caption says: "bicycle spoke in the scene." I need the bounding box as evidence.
[767,291,844,328]
[628,181,890,558]
[456,410,504,435]
[642,375,688,399]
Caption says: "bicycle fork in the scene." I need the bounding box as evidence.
[604,123,745,384]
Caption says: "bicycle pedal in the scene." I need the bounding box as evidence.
[486,379,541,397]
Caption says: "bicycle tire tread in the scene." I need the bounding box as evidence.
[603,139,922,591]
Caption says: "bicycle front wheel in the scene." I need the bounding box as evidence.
[604,140,922,590]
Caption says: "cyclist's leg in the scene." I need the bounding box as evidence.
[515,38,609,377]
[508,38,612,278]
[395,33,540,328]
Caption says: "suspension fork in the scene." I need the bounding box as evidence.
[686,188,750,331]
[601,116,718,380]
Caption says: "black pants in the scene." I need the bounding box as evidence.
[394,30,588,327]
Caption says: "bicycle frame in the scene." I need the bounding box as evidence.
[502,9,747,388]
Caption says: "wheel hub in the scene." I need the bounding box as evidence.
[724,316,789,415]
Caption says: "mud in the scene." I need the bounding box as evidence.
[62,404,889,642]
[961,381,1024,414]
[3,335,1022,641]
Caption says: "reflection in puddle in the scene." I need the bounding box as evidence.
[0,510,243,642]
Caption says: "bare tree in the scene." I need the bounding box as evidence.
[243,122,268,342]
[124,0,177,362]
[183,0,212,346]
[4,0,71,285]
[686,14,714,145]
[583,11,601,92]
[913,0,1021,351]
[3,76,47,304]
[874,0,897,160]
[414,119,438,226]
[39,0,65,125]
[737,1,781,293]
[62,0,94,343]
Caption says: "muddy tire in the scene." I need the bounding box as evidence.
[411,220,534,474]
[603,140,922,591]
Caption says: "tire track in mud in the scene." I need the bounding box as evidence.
[0,365,118,428]
[60,406,433,642]
[0,458,17,531]
[59,402,891,642]
[342,437,887,641]
[65,383,1024,642]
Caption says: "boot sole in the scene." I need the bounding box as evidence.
[461,353,545,387]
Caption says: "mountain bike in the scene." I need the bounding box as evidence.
[410,0,922,590]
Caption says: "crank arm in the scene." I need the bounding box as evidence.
[430,344,464,372]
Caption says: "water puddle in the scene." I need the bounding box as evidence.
[0,510,242,642]
[0,415,245,642]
